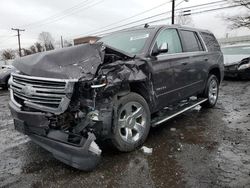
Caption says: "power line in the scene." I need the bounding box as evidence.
[87,11,171,36]
[0,35,13,38]
[72,0,173,38]
[70,0,174,38]
[113,1,229,30]
[69,0,227,39]
[184,4,241,16]
[0,35,16,44]
[93,1,227,35]
[85,4,239,37]
[1,1,236,51]
[142,4,240,26]
[175,0,185,8]
[27,0,104,30]
[20,0,91,28]
[20,0,103,30]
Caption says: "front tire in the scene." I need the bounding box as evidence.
[112,92,151,152]
[3,77,10,90]
[201,74,219,108]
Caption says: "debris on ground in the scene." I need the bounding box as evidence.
[140,146,153,155]
[177,143,183,152]
[1,80,250,187]
[193,105,202,111]
[170,128,176,132]
[189,96,197,101]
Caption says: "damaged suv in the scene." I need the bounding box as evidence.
[9,25,223,171]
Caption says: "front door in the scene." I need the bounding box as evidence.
[148,28,188,109]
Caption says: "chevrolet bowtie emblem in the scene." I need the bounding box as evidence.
[21,85,36,96]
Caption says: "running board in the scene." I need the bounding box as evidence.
[151,98,208,127]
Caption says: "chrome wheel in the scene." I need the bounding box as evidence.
[208,79,218,105]
[118,102,147,143]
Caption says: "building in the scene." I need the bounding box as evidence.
[73,36,100,45]
[218,35,250,46]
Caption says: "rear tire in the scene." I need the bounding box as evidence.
[111,92,151,152]
[201,74,219,108]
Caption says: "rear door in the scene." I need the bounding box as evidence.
[176,29,207,98]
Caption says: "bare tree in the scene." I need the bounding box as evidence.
[38,32,55,51]
[45,43,54,51]
[1,49,16,60]
[22,48,33,56]
[34,42,44,52]
[224,0,250,29]
[22,42,46,56]
[30,45,37,54]
[176,11,194,26]
[63,39,73,47]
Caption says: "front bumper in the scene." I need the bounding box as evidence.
[9,101,101,171]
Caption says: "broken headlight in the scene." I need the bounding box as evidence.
[91,75,107,89]
[238,62,250,70]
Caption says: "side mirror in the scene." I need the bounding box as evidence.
[151,43,168,56]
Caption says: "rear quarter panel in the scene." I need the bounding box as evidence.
[199,31,224,84]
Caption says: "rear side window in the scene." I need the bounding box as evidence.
[200,32,221,52]
[179,30,204,52]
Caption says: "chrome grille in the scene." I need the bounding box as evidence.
[9,73,76,114]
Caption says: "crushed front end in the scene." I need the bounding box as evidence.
[9,71,103,171]
[8,42,149,171]
[7,43,116,170]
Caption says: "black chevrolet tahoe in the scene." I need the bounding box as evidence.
[9,25,224,171]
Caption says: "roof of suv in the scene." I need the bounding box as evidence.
[117,24,212,34]
[100,25,212,38]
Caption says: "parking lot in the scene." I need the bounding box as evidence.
[0,80,250,188]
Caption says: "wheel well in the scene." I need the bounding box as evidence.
[4,75,10,86]
[209,68,221,83]
[129,82,152,109]
[6,75,10,81]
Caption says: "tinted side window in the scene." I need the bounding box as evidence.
[179,30,203,52]
[154,29,182,54]
[201,32,221,52]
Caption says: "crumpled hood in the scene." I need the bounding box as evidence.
[223,54,250,66]
[13,43,105,80]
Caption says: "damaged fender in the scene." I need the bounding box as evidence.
[9,42,154,171]
[13,43,105,80]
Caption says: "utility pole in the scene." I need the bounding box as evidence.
[172,0,189,25]
[61,36,64,48]
[11,28,25,57]
[172,0,175,24]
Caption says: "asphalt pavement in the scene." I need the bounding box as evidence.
[0,80,249,188]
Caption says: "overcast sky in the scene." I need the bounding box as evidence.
[0,0,249,51]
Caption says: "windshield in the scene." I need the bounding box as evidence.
[99,29,152,55]
[222,45,250,55]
